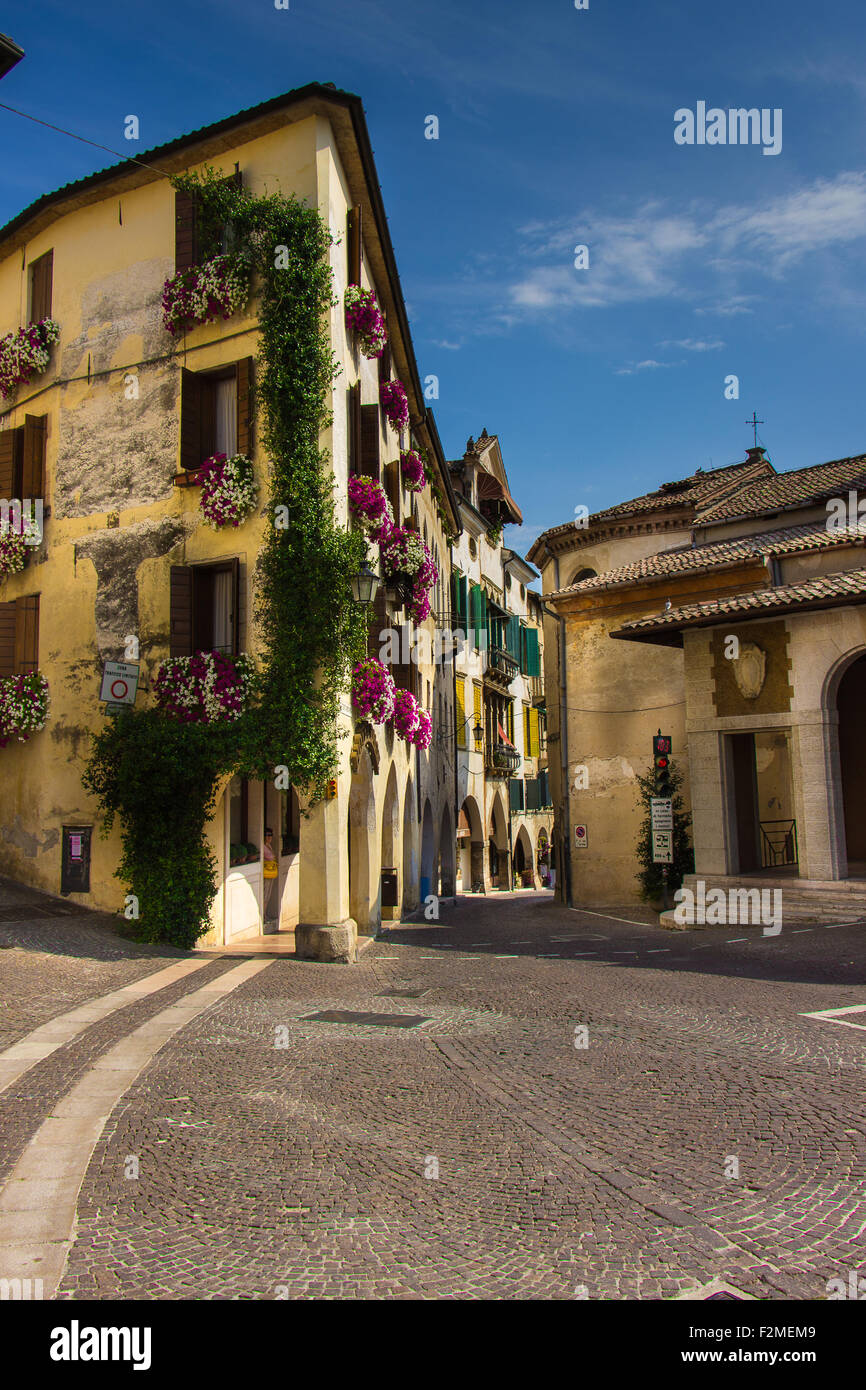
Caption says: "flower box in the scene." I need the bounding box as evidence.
[0,671,49,746]
[345,286,388,359]
[347,474,393,542]
[379,378,409,431]
[351,657,395,724]
[154,651,254,724]
[0,319,60,400]
[161,254,250,336]
[400,449,426,493]
[197,453,257,529]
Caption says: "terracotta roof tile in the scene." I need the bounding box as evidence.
[693,454,866,523]
[550,520,866,598]
[611,568,866,641]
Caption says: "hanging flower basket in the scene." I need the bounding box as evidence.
[161,253,250,336]
[0,671,49,747]
[380,525,436,622]
[344,286,388,359]
[347,474,393,543]
[154,651,254,724]
[411,708,432,751]
[0,520,40,579]
[351,657,395,724]
[392,688,420,742]
[379,378,409,431]
[400,449,426,493]
[197,453,257,529]
[0,319,60,400]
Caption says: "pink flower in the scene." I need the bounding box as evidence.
[379,379,409,431]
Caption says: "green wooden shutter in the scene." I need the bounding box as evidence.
[524,625,540,677]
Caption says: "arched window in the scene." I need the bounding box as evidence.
[570,566,597,586]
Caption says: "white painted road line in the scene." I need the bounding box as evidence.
[801,1004,866,1032]
[0,957,271,1298]
[647,949,670,954]
[569,906,653,928]
[0,959,211,1096]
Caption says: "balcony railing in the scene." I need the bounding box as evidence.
[486,742,521,776]
[485,646,518,686]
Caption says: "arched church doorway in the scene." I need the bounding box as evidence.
[836,652,866,872]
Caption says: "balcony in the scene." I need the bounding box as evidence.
[485,742,521,777]
[484,645,518,689]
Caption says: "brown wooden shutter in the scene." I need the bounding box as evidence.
[384,458,401,524]
[179,369,202,473]
[348,382,361,476]
[378,340,391,384]
[29,251,53,323]
[360,404,380,481]
[14,595,39,673]
[21,416,46,500]
[0,601,15,678]
[175,191,199,273]
[169,566,193,657]
[235,358,253,456]
[346,205,362,287]
[230,556,240,657]
[0,428,16,500]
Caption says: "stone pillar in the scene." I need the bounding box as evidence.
[687,729,731,876]
[790,715,844,881]
[296,793,357,963]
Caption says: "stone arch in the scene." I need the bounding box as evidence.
[513,821,534,886]
[420,798,435,902]
[829,649,866,873]
[380,763,401,921]
[457,795,484,893]
[401,773,419,913]
[438,803,455,897]
[488,790,509,889]
[348,743,377,932]
[569,565,597,586]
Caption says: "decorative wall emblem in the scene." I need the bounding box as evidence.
[731,642,767,700]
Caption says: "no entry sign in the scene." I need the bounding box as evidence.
[99,660,139,706]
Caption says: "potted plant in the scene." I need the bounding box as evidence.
[0,319,60,400]
[344,286,388,358]
[162,253,250,336]
[197,452,258,529]
[351,657,396,724]
[0,671,49,747]
[379,378,409,431]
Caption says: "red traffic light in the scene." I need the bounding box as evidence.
[655,756,668,770]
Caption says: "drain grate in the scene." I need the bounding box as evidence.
[303,1010,430,1029]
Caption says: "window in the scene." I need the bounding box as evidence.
[170,560,240,657]
[175,172,242,273]
[0,416,46,505]
[0,595,40,677]
[473,683,483,746]
[28,251,53,323]
[570,567,597,585]
[180,361,252,473]
[281,787,300,855]
[456,676,467,748]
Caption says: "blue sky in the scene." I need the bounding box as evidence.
[2,0,866,557]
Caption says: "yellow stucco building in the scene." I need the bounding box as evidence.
[0,84,462,957]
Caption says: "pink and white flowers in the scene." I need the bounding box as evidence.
[379,378,409,431]
[351,657,396,724]
[0,526,36,579]
[198,453,257,529]
[400,449,426,493]
[0,319,60,400]
[380,525,437,623]
[411,708,432,750]
[392,688,420,742]
[154,652,254,724]
[162,254,250,336]
[0,672,49,747]
[344,286,388,358]
[348,474,393,543]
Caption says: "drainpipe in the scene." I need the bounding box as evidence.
[543,550,572,908]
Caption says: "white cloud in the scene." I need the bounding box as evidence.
[660,337,725,351]
[614,359,680,376]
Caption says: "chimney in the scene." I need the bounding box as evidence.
[745,446,767,465]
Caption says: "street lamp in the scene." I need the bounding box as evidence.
[350,554,379,608]
[0,33,24,80]
[437,712,483,746]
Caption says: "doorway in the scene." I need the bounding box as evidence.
[836,653,866,869]
[729,731,797,873]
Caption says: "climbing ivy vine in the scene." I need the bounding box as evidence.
[84,169,367,947]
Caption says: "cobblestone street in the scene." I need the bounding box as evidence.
[1,884,865,1300]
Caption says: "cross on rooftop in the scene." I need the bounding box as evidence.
[746,412,764,448]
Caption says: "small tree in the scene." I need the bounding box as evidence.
[634,758,694,901]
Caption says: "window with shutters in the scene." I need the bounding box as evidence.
[0,595,40,677]
[455,676,467,748]
[347,382,362,476]
[360,403,380,481]
[179,361,252,475]
[472,683,483,747]
[175,172,242,273]
[0,416,47,521]
[346,205,362,287]
[170,560,239,658]
[28,251,53,324]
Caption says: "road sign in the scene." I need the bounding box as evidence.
[652,830,673,864]
[651,798,673,831]
[574,824,588,849]
[99,660,139,706]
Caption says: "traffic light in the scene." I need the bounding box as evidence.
[653,731,672,797]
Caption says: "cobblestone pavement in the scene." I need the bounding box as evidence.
[0,888,855,1301]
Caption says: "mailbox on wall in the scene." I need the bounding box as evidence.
[61,826,92,895]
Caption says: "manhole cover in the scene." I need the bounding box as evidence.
[303,1010,430,1029]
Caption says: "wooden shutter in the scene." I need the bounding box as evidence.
[236,358,253,456]
[169,566,193,657]
[0,600,15,678]
[0,428,16,499]
[346,205,362,287]
[29,251,53,323]
[347,382,361,476]
[230,557,240,657]
[21,416,46,500]
[384,459,401,522]
[378,340,391,384]
[175,191,199,273]
[524,625,540,677]
[179,369,202,473]
[455,677,466,748]
[14,596,39,673]
[367,587,388,659]
[360,404,380,480]
[472,683,483,746]
[529,707,540,759]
